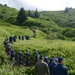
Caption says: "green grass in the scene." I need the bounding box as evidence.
[0,22,75,75]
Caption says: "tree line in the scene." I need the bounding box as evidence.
[16,7,39,25]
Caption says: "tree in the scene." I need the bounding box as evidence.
[34,9,39,18]
[4,4,7,6]
[64,7,69,13]
[17,7,27,25]
[28,10,32,17]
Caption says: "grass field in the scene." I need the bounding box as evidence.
[0,23,75,75]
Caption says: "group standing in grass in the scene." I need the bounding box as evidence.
[3,36,68,75]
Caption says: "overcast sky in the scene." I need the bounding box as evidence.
[0,0,75,11]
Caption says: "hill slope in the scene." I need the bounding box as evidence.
[0,21,75,75]
[40,8,75,27]
[0,5,75,75]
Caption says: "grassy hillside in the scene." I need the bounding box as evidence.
[40,8,75,28]
[0,5,18,24]
[0,21,75,75]
[0,5,75,40]
[0,5,75,75]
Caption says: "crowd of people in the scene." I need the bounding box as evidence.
[34,55,68,75]
[3,36,68,75]
[3,36,39,65]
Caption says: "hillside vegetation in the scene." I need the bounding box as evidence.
[0,4,75,75]
[0,20,75,75]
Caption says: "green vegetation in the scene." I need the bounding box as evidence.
[0,21,75,75]
[0,4,75,75]
[34,9,39,18]
[16,7,27,25]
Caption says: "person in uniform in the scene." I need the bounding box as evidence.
[4,39,9,47]
[44,56,49,64]
[34,55,50,75]
[22,36,24,40]
[9,36,13,43]
[10,49,15,62]
[19,52,23,65]
[18,35,21,40]
[25,35,30,40]
[26,50,30,66]
[5,43,11,54]
[49,58,57,75]
[13,35,17,42]
[34,50,38,64]
[53,56,68,75]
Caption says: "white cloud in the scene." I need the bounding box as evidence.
[0,0,75,11]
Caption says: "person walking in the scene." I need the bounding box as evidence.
[53,56,68,75]
[49,58,57,75]
[26,50,30,66]
[19,52,23,65]
[34,55,50,75]
[34,50,38,64]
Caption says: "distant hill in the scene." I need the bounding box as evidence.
[40,8,75,28]
[0,4,18,24]
[0,4,75,40]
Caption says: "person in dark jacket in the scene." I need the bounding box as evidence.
[19,52,23,65]
[34,50,38,64]
[53,56,68,75]
[13,35,17,42]
[49,58,57,75]
[44,56,48,64]
[4,38,9,47]
[9,36,13,43]
[25,35,30,40]
[26,50,30,66]
[18,35,21,40]
[5,43,11,54]
[22,36,24,40]
[10,49,14,62]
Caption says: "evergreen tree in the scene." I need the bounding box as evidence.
[17,7,27,25]
[28,10,32,17]
[64,7,69,13]
[34,9,39,18]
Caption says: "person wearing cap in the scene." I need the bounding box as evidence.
[13,35,17,42]
[18,35,21,40]
[9,36,13,43]
[34,50,38,64]
[10,49,15,62]
[34,55,50,75]
[44,56,49,64]
[5,43,11,54]
[49,58,57,75]
[22,36,24,40]
[53,56,68,75]
[26,50,30,66]
[19,52,23,65]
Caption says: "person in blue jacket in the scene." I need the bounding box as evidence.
[34,50,38,64]
[19,52,23,65]
[9,36,13,43]
[44,56,49,64]
[53,56,68,75]
[49,58,57,75]
[13,35,17,42]
[22,36,24,40]
[26,50,30,66]
[10,49,14,62]
[18,35,21,40]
